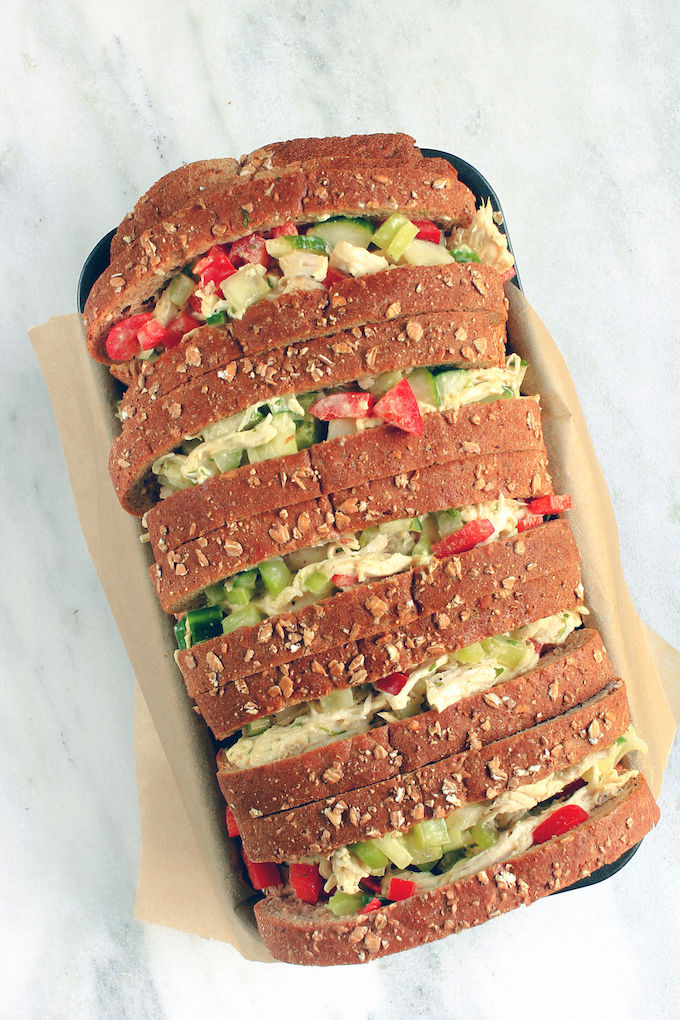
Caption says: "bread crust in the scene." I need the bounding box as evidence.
[253,772,659,965]
[237,680,631,861]
[217,629,614,818]
[85,159,477,363]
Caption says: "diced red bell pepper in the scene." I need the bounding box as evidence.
[193,244,237,288]
[375,671,409,696]
[532,804,589,846]
[500,267,516,284]
[360,876,383,895]
[331,573,358,588]
[530,639,544,656]
[324,267,347,287]
[137,316,171,351]
[165,311,199,348]
[188,292,204,314]
[226,806,240,838]
[516,513,545,533]
[271,221,298,237]
[357,897,382,915]
[229,232,270,268]
[433,518,495,558]
[309,392,375,420]
[372,378,423,436]
[289,862,325,904]
[241,850,282,890]
[105,312,152,360]
[388,877,418,901]
[411,218,441,244]
[528,494,572,515]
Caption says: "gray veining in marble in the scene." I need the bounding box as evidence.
[2,1,678,1017]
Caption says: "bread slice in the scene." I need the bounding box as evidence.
[84,157,476,363]
[253,772,658,965]
[237,680,631,861]
[217,629,614,818]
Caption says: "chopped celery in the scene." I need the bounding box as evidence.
[409,818,449,849]
[412,535,432,557]
[480,635,528,671]
[449,244,482,263]
[373,833,413,870]
[471,822,498,850]
[247,412,298,464]
[371,213,419,261]
[454,641,485,664]
[233,569,259,589]
[265,234,329,258]
[206,311,227,326]
[378,518,412,536]
[186,606,223,644]
[225,587,252,607]
[307,216,375,250]
[402,239,454,266]
[319,688,355,713]
[327,892,370,917]
[401,838,443,865]
[167,272,197,306]
[259,557,293,596]
[358,526,379,548]
[222,605,264,634]
[435,509,463,540]
[204,584,228,606]
[409,517,423,533]
[243,717,272,737]
[305,571,332,595]
[349,841,389,871]
[407,367,441,408]
[174,617,188,651]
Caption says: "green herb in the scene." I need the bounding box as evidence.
[242,208,250,227]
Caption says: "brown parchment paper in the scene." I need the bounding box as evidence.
[29,292,678,951]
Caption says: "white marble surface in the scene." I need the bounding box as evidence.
[3,1,679,1016]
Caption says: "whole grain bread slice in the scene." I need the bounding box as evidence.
[178,519,579,701]
[237,681,631,861]
[85,158,476,363]
[253,772,658,965]
[217,629,614,819]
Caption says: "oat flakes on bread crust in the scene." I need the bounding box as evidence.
[237,680,630,861]
[217,629,614,818]
[84,156,476,364]
[253,773,659,965]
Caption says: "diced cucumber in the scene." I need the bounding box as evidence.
[295,414,325,450]
[220,265,270,319]
[153,287,181,327]
[349,841,389,871]
[358,526,379,548]
[186,605,224,644]
[477,385,514,404]
[369,370,404,398]
[438,848,468,872]
[401,238,454,266]
[435,369,470,404]
[378,518,412,536]
[201,406,264,442]
[304,571,332,595]
[174,617,188,651]
[210,447,244,473]
[222,605,264,634]
[307,216,375,250]
[372,833,413,870]
[206,310,227,326]
[167,271,197,307]
[243,717,272,738]
[409,818,449,849]
[225,587,252,607]
[265,234,329,258]
[449,244,482,263]
[327,892,370,917]
[259,557,293,596]
[371,213,419,261]
[480,635,528,671]
[297,391,320,411]
[407,367,441,409]
[319,688,355,713]
[233,569,259,589]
